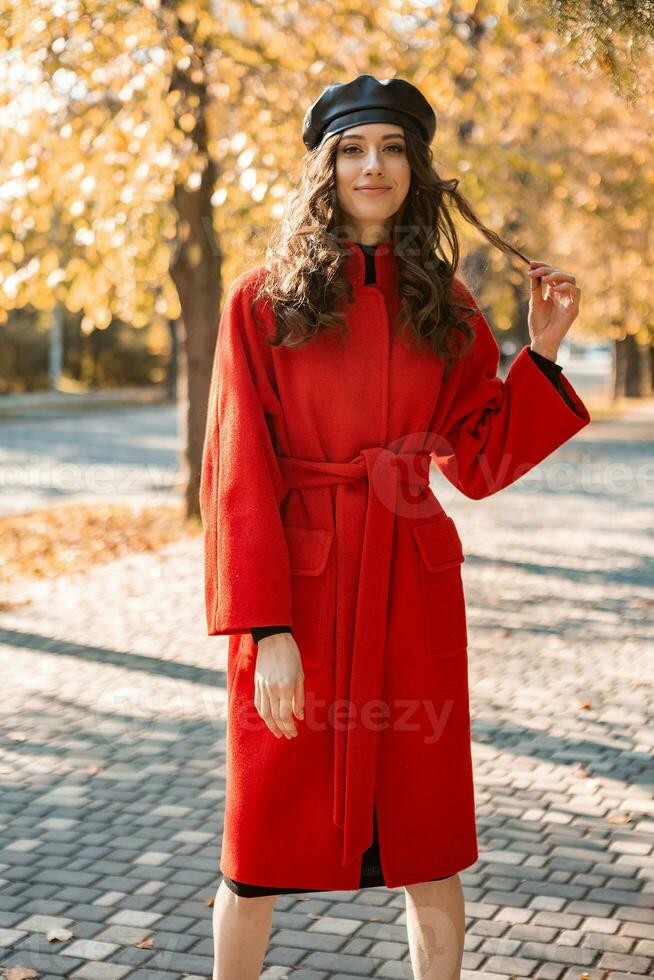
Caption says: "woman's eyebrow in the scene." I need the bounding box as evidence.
[341,133,406,141]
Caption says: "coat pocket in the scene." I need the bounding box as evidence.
[412,515,465,572]
[284,524,334,576]
[412,516,468,657]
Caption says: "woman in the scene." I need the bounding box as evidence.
[201,75,590,980]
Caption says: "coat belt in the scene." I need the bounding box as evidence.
[277,446,431,868]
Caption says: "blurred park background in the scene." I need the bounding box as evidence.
[1,1,653,531]
[0,5,653,978]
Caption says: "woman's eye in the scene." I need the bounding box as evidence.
[342,144,404,153]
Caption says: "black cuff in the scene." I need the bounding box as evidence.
[528,346,563,382]
[251,626,293,643]
[528,347,577,413]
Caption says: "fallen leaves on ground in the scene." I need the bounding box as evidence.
[607,812,632,824]
[0,502,201,584]
[46,927,73,942]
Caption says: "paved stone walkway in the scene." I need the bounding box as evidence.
[0,401,652,979]
[0,403,181,517]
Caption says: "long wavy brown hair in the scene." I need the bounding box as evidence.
[251,126,531,373]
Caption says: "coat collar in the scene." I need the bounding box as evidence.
[342,237,397,288]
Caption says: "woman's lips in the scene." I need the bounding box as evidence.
[355,187,391,195]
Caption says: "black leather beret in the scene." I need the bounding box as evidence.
[302,74,437,151]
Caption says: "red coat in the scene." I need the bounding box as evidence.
[199,239,591,889]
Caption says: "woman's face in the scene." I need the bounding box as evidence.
[334,122,411,244]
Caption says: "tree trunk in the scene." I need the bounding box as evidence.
[166,316,179,401]
[514,291,530,347]
[506,276,530,372]
[613,337,622,400]
[169,143,222,522]
[613,333,647,398]
[170,172,222,521]
[49,302,64,391]
[90,327,100,390]
[641,341,652,396]
[165,3,223,521]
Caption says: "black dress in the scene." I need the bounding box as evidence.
[222,242,573,897]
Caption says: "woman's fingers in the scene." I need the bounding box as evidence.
[528,265,578,306]
[542,273,576,284]
[256,677,299,739]
[256,680,284,738]
[269,682,298,739]
[528,264,576,285]
[271,695,297,738]
[294,671,305,722]
[550,282,580,309]
[261,676,305,739]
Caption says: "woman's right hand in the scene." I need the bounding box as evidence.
[254,632,305,739]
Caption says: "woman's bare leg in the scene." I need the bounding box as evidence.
[403,873,465,980]
[212,879,277,980]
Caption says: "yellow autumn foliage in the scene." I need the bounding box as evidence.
[0,0,649,344]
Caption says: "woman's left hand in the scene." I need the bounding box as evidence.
[527,261,581,361]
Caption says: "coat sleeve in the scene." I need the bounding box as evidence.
[199,273,294,636]
[431,278,591,500]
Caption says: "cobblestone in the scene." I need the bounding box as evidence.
[1,400,652,977]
